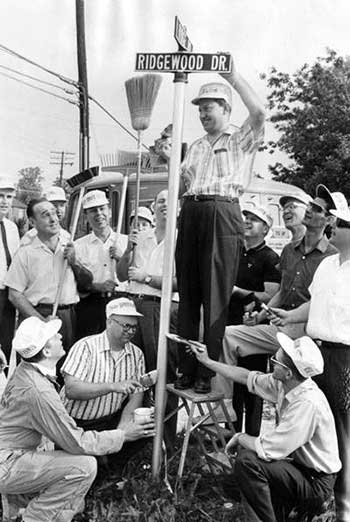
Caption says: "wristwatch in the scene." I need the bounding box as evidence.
[144,275,152,285]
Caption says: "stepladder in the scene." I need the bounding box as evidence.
[165,384,236,478]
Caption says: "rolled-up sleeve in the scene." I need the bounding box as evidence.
[247,371,280,403]
[255,399,317,461]
[29,389,125,456]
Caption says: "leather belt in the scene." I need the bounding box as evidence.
[36,303,75,311]
[321,340,350,350]
[129,294,161,303]
[184,195,238,203]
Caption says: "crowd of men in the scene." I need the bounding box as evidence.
[0,53,349,522]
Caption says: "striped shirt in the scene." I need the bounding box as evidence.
[60,331,145,420]
[181,120,262,197]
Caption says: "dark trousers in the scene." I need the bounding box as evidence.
[0,288,16,362]
[175,198,243,379]
[315,342,350,522]
[233,354,268,436]
[75,294,107,339]
[235,449,336,522]
[75,408,148,476]
[131,298,179,449]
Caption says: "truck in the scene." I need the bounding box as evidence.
[66,166,309,253]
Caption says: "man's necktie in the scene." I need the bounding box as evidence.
[0,221,11,269]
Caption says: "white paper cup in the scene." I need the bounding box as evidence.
[134,407,154,424]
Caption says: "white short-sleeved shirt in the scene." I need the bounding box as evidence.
[60,331,145,420]
[247,371,341,474]
[0,218,19,289]
[75,230,128,291]
[5,235,79,305]
[307,254,350,344]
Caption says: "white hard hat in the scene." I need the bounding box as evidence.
[44,186,67,202]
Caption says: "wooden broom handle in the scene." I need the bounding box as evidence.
[52,186,85,317]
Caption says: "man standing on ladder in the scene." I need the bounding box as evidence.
[175,54,265,394]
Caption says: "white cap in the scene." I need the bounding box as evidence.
[82,190,109,210]
[130,206,154,225]
[276,332,324,378]
[13,317,62,359]
[243,205,273,228]
[106,298,143,318]
[192,82,232,107]
[279,192,311,208]
[44,186,67,202]
[0,175,15,191]
[330,204,350,223]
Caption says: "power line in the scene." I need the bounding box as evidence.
[0,71,79,106]
[0,63,76,95]
[89,94,150,151]
[0,42,78,87]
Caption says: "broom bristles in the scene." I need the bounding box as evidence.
[125,74,162,131]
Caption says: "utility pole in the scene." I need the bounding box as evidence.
[50,151,75,186]
[75,0,89,170]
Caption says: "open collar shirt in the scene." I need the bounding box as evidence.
[181,120,262,197]
[247,371,341,473]
[0,217,19,289]
[60,331,146,420]
[279,235,337,310]
[4,235,79,306]
[0,361,126,460]
[307,254,350,344]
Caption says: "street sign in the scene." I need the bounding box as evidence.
[174,16,193,52]
[135,53,232,73]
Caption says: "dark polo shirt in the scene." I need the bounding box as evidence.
[228,241,280,325]
[279,235,337,311]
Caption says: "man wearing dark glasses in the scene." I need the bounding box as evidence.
[188,333,340,522]
[270,189,350,522]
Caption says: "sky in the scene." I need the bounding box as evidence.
[0,0,350,188]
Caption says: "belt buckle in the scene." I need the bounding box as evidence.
[193,195,200,201]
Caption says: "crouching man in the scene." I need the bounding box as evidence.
[189,333,341,522]
[60,298,152,477]
[0,316,154,522]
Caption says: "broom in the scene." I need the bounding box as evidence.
[125,74,162,264]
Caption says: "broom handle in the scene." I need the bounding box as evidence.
[131,130,142,266]
[52,186,85,317]
[116,175,128,238]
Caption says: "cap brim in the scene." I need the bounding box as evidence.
[276,332,296,361]
[41,319,62,348]
[316,184,335,210]
[191,94,229,105]
[279,194,310,207]
[242,209,271,227]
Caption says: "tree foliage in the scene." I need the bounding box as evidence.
[16,166,43,205]
[262,49,350,198]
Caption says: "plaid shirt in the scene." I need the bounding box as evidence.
[61,331,145,420]
[181,120,263,197]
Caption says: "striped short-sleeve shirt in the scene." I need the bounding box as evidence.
[181,120,263,197]
[60,332,146,420]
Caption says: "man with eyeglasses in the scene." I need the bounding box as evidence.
[279,192,311,242]
[188,333,341,522]
[60,298,154,478]
[217,184,338,400]
[270,190,350,522]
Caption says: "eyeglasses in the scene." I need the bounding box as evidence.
[336,218,350,229]
[306,202,328,214]
[270,356,290,371]
[111,318,138,332]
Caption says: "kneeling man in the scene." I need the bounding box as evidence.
[189,333,341,522]
[0,316,154,522]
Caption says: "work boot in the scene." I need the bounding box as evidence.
[174,375,194,390]
[194,376,211,394]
